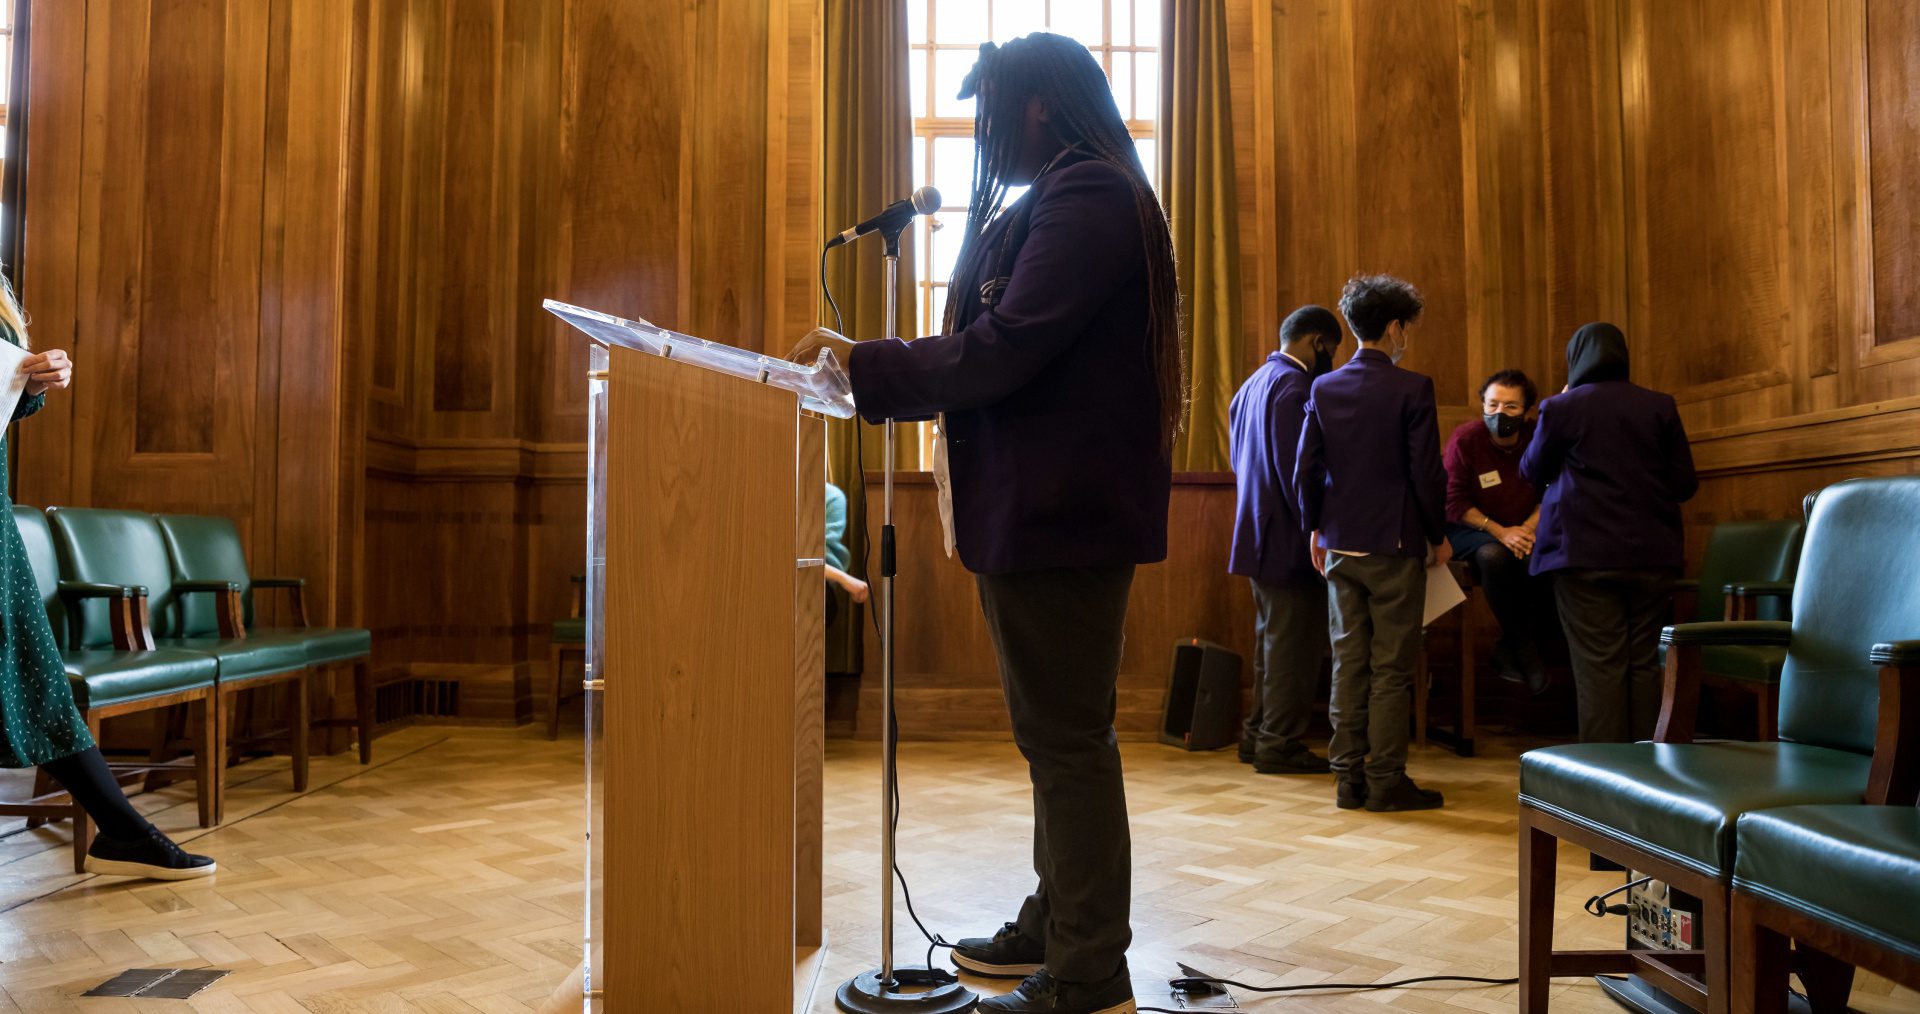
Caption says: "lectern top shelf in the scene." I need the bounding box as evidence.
[544,299,855,419]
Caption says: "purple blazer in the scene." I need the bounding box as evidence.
[1228,352,1318,586]
[1521,381,1698,574]
[847,158,1170,575]
[1294,349,1447,558]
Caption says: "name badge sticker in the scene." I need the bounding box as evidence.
[1478,470,1502,489]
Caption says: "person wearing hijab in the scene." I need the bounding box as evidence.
[1521,323,1698,743]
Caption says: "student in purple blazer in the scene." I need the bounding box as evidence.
[1295,274,1451,813]
[1228,305,1343,775]
[789,34,1179,1014]
[1522,322,1698,743]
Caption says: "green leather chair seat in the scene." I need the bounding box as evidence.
[552,617,586,645]
[64,649,218,711]
[1701,644,1787,685]
[1734,806,1920,962]
[160,631,310,681]
[293,626,372,665]
[1518,742,1872,877]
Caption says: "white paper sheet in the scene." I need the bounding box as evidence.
[0,340,31,428]
[1423,558,1468,627]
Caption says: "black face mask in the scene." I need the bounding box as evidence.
[1484,412,1522,439]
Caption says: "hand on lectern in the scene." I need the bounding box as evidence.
[785,327,856,369]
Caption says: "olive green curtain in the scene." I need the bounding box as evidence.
[821,0,916,672]
[1159,0,1243,472]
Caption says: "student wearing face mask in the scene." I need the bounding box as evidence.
[1522,323,1697,743]
[1443,370,1549,694]
[1227,305,1344,776]
[1295,274,1450,813]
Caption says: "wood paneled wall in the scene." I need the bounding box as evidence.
[15,0,363,627]
[360,0,823,722]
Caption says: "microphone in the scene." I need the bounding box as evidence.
[824,186,941,250]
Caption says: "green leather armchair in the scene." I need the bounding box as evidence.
[155,513,375,767]
[48,508,314,822]
[1671,518,1804,739]
[3,507,219,871]
[1516,477,1920,1013]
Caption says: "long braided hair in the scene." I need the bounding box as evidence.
[950,33,1185,456]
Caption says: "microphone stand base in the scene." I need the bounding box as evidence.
[835,968,979,1013]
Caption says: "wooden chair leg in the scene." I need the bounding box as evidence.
[1756,683,1779,741]
[292,670,312,793]
[1732,893,1791,1014]
[354,659,376,764]
[1794,943,1855,1014]
[1703,880,1731,1014]
[1459,605,1476,751]
[143,705,175,792]
[214,688,232,824]
[548,643,565,741]
[195,696,217,828]
[26,768,53,829]
[1518,812,1557,1014]
[74,716,101,874]
[1415,638,1430,748]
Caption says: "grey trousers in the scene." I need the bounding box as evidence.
[976,564,1136,983]
[1240,579,1328,761]
[1324,553,1424,788]
[1553,568,1676,743]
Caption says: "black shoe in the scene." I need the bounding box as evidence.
[1364,775,1445,812]
[1253,749,1332,775]
[85,827,216,881]
[1336,778,1368,810]
[953,922,1046,979]
[1237,739,1256,764]
[977,968,1135,1014]
[1514,644,1551,696]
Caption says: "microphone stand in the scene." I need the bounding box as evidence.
[834,226,978,1014]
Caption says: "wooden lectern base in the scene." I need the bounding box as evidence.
[540,941,826,1014]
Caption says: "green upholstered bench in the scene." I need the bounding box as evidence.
[2,507,219,872]
[1726,638,1920,1012]
[156,514,376,767]
[1670,518,1803,740]
[1517,477,1920,1013]
[47,508,316,823]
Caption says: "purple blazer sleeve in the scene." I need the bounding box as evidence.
[1520,398,1566,488]
[1267,381,1308,530]
[1406,376,1447,545]
[1294,396,1327,535]
[847,164,1143,423]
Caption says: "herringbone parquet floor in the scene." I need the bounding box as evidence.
[0,725,1914,1012]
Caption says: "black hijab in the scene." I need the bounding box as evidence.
[1566,322,1630,387]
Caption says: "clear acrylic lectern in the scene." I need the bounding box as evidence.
[547,300,847,1013]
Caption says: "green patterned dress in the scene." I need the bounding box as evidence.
[0,322,92,769]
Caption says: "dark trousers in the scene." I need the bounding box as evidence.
[976,564,1135,983]
[1324,553,1424,788]
[1553,568,1676,742]
[1240,579,1328,761]
[1448,525,1546,657]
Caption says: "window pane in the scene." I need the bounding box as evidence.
[1134,0,1162,47]
[909,48,929,118]
[1050,0,1104,49]
[934,47,978,119]
[1113,0,1133,45]
[913,138,929,195]
[1109,52,1133,120]
[931,285,951,333]
[1135,51,1160,120]
[1134,137,1157,191]
[936,0,988,45]
[993,0,1045,42]
[928,211,967,284]
[932,136,975,206]
[907,0,929,45]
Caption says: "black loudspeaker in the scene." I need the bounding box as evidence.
[1159,638,1242,751]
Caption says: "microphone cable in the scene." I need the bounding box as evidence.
[1134,972,1522,1012]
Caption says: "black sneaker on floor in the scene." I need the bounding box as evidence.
[1364,775,1444,813]
[1254,749,1332,775]
[977,968,1135,1013]
[953,922,1046,979]
[1335,779,1368,810]
[84,827,216,881]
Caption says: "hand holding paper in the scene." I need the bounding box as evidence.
[21,349,73,396]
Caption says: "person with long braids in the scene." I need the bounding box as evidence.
[791,33,1179,1014]
[0,276,215,880]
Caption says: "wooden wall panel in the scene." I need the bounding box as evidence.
[1865,0,1920,350]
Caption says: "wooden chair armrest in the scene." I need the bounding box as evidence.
[173,580,246,638]
[1654,622,1792,744]
[251,576,308,627]
[1723,580,1796,621]
[1867,642,1920,806]
[56,581,154,651]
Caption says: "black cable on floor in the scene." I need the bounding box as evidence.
[1135,972,1522,1012]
